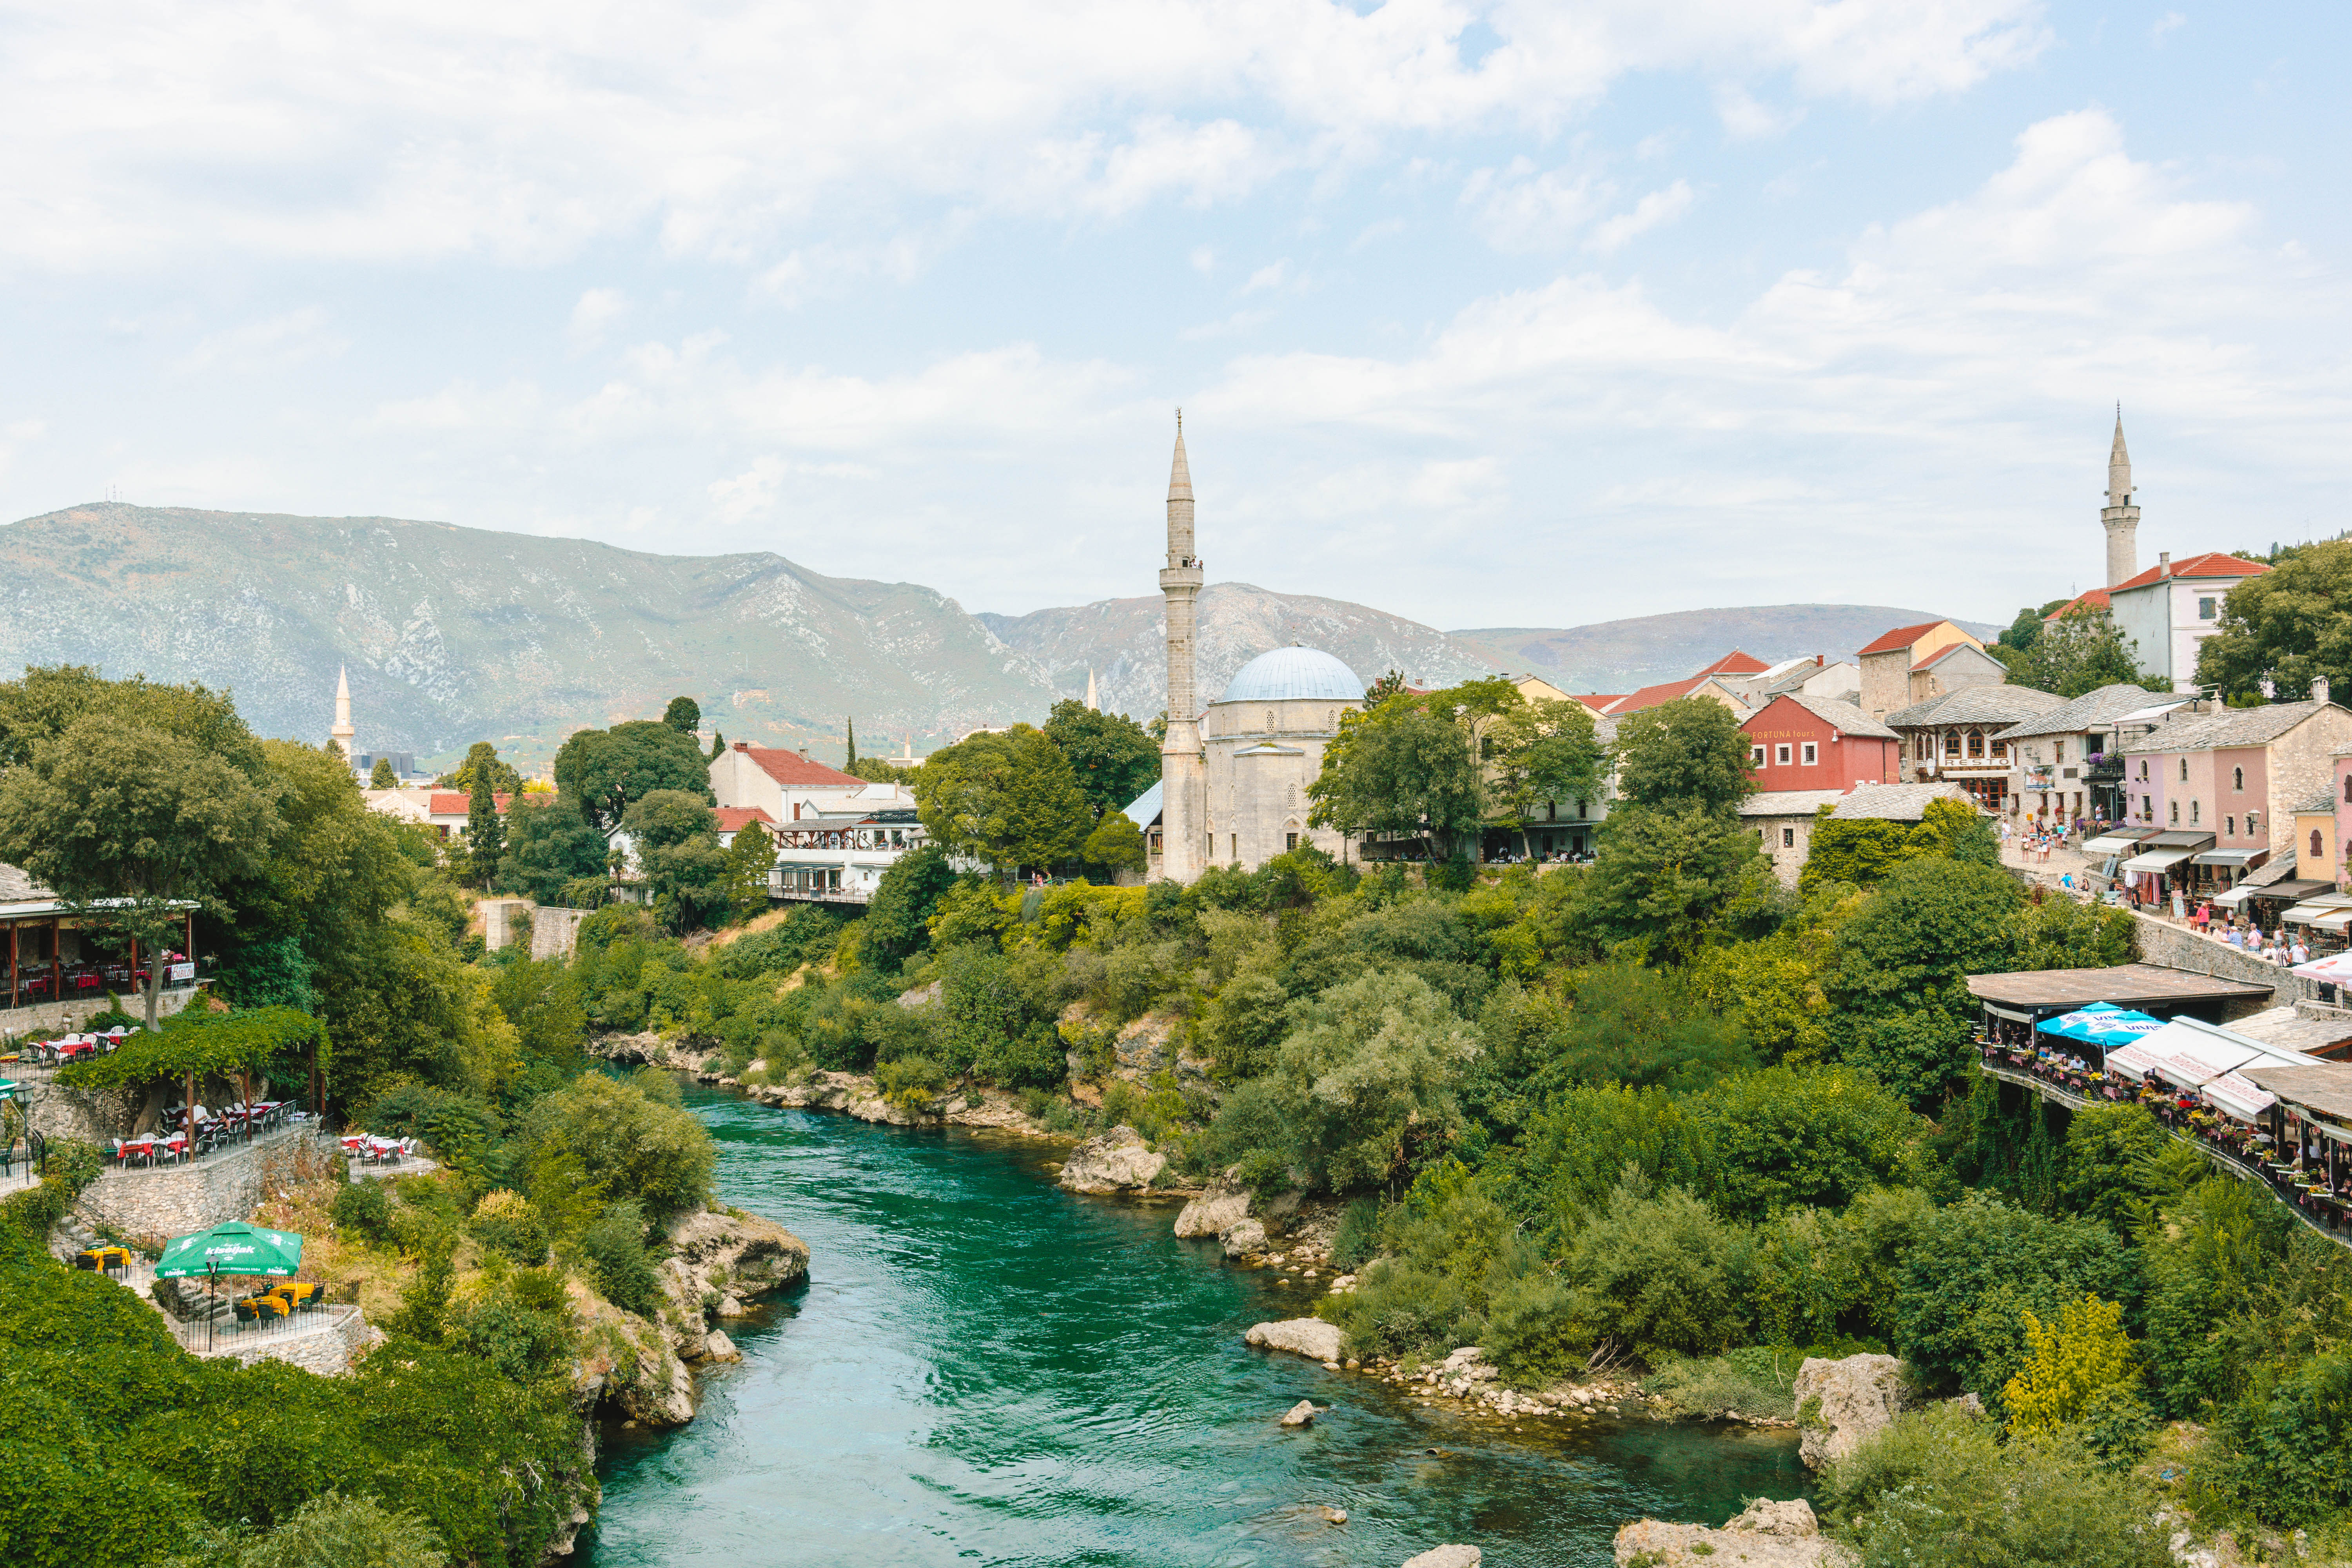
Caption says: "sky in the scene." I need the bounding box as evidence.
[1,1,2345,635]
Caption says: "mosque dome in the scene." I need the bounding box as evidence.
[1215,645,1366,704]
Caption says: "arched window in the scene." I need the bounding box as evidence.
[1265,709,1277,733]
[2234,766,2244,791]
[2170,800,2180,825]
[2191,800,2200,824]
[1943,730,1960,757]
[1966,730,1985,759]
[2180,758,2189,782]
[2315,829,2326,860]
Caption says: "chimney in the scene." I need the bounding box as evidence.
[2159,551,2172,578]
[1815,654,1824,667]
[733,741,749,752]
[799,746,811,761]
[2317,675,2333,706]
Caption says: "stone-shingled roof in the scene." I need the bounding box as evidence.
[2297,790,2338,815]
[1886,686,2068,729]
[1827,782,1976,822]
[0,863,51,901]
[1739,789,1850,818]
[2122,699,2341,755]
[1774,691,1899,740]
[1994,683,2158,742]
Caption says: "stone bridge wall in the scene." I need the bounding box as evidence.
[74,1127,339,1247]
[480,899,587,960]
[2130,913,2285,1020]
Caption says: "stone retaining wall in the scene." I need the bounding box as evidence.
[74,1127,337,1247]
[0,982,206,1040]
[2130,913,2284,1019]
[480,898,586,960]
[194,1306,378,1376]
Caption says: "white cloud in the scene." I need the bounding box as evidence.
[1714,83,1804,139]
[174,307,345,374]
[567,289,628,349]
[1242,260,1292,293]
[2152,10,2187,43]
[1588,180,1695,253]
[1462,158,1606,251]
[0,0,2049,273]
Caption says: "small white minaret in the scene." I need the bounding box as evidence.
[1085,668,1100,712]
[2102,407,2140,588]
[1158,412,1207,884]
[330,666,357,764]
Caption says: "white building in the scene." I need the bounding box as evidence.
[708,742,927,904]
[2107,551,2271,691]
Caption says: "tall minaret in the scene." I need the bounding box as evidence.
[1158,413,1207,884]
[1085,668,1100,712]
[2102,407,2140,588]
[330,666,357,765]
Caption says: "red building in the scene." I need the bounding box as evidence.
[1740,694,1902,791]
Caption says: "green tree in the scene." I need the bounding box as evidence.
[555,720,713,831]
[463,768,505,890]
[2195,538,2352,702]
[0,708,281,1027]
[1996,599,2069,653]
[235,1490,448,1568]
[1248,967,1478,1193]
[1526,961,1755,1095]
[1802,797,1998,893]
[1831,857,2025,1104]
[1042,699,1160,818]
[493,794,610,905]
[843,715,857,768]
[520,1070,715,1223]
[1492,698,1605,857]
[368,757,398,789]
[910,725,1092,878]
[662,696,701,735]
[1694,1065,1935,1223]
[716,819,775,923]
[2008,607,2148,697]
[439,741,521,797]
[618,790,728,932]
[1080,809,1147,878]
[1307,697,1485,861]
[1584,804,1777,963]
[1608,696,1756,817]
[864,845,959,964]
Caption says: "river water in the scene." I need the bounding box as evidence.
[584,1083,1806,1567]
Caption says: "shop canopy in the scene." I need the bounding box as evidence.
[2285,895,2352,926]
[2243,1062,2352,1132]
[2136,1018,2308,1092]
[2105,1042,2165,1082]
[2036,1003,2168,1048]
[2194,848,2270,868]
[2122,848,2196,873]
[2227,878,2333,909]
[2206,1071,2278,1122]
[2083,830,2156,856]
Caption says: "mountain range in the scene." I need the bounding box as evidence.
[0,503,1991,770]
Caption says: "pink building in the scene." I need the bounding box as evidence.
[2121,699,2352,895]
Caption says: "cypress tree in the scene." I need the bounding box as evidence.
[466,768,506,889]
[845,716,857,768]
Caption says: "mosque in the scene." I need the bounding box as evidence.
[1124,419,1368,882]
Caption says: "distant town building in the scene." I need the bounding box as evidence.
[1740,789,1849,885]
[1992,684,2159,825]
[1884,686,2066,809]
[1857,620,2000,724]
[710,741,924,902]
[2106,551,2271,691]
[2120,700,2352,881]
[1740,693,1902,791]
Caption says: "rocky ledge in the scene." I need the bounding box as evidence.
[572,1205,809,1429]
[1056,1125,1182,1195]
[1614,1497,1853,1566]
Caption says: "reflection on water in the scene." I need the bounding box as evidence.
[584,1085,1807,1566]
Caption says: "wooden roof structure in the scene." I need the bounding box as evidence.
[1965,963,2274,1019]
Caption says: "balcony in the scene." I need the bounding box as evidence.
[2087,755,2127,782]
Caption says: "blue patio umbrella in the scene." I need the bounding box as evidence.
[2036,1003,2168,1049]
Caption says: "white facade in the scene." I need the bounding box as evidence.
[2108,564,2259,690]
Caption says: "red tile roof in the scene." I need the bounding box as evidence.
[715,807,779,832]
[1572,693,1625,712]
[1611,676,1734,715]
[2110,552,2270,592]
[2043,588,2111,621]
[733,744,866,788]
[429,791,513,815]
[1692,650,1769,676]
[1855,621,1947,657]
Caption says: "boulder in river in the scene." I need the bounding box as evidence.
[1221,1218,1267,1257]
[1175,1192,1249,1238]
[1247,1318,1344,1363]
[1401,1548,1481,1568]
[1056,1125,1169,1194]
[1613,1497,1853,1566]
[1793,1353,1904,1470]
[1279,1399,1318,1427]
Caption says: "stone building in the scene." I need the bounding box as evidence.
[1857,620,2001,724]
[1992,683,2159,824]
[2120,700,2352,877]
[1885,686,2067,809]
[1740,789,1848,886]
[1134,422,1367,880]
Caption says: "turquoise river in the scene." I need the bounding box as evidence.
[583,1083,1806,1566]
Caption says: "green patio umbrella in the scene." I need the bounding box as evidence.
[156,1220,303,1280]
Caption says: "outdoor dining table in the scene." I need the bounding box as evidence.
[119,1134,188,1167]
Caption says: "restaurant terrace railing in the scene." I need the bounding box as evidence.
[1977,1040,2352,1250]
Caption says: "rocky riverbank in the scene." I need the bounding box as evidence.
[589,1031,1069,1136]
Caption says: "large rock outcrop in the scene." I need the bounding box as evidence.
[1056,1126,1170,1195]
[1174,1192,1249,1238]
[1793,1353,1904,1470]
[1614,1498,1853,1566]
[1401,1548,1481,1568]
[1246,1318,1344,1364]
[657,1206,811,1362]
